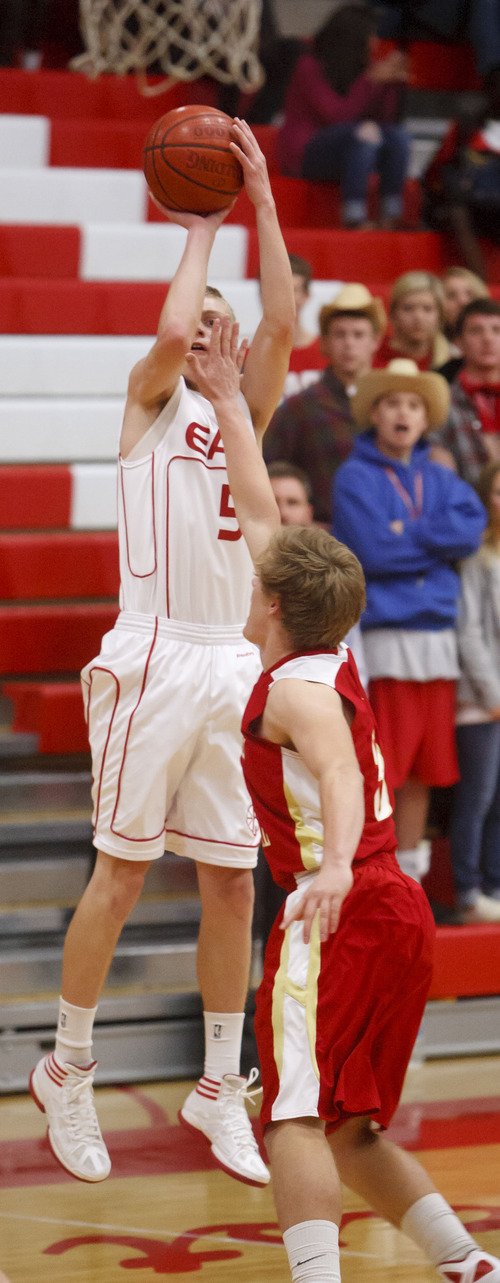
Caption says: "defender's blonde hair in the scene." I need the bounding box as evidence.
[255,525,366,650]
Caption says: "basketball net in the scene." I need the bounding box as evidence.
[73,0,265,94]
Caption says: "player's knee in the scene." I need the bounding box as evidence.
[198,864,254,921]
[94,851,151,920]
[329,1116,377,1163]
[224,868,255,921]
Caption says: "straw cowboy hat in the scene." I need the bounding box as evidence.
[319,283,387,337]
[352,358,450,429]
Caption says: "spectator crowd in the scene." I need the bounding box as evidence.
[264,254,500,924]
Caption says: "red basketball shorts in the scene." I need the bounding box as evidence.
[255,853,435,1132]
[368,677,459,791]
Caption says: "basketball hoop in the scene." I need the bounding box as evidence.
[73,0,265,94]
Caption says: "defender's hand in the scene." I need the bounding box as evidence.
[185,315,248,403]
[283,865,354,944]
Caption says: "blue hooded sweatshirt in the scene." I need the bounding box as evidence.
[332,431,486,631]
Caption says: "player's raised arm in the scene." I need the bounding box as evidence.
[186,315,280,561]
[264,678,364,943]
[230,120,295,440]
[122,204,232,456]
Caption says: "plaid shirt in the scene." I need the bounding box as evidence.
[263,367,359,524]
[434,380,490,487]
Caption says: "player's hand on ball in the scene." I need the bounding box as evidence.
[148,192,236,231]
[283,865,354,944]
[230,118,273,209]
[185,315,248,403]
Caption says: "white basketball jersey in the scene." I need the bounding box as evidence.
[118,377,254,626]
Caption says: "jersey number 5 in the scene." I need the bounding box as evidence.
[218,483,242,542]
[371,731,393,821]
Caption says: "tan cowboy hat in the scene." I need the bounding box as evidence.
[352,358,450,429]
[319,283,387,337]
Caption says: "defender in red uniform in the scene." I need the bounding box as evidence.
[186,314,500,1283]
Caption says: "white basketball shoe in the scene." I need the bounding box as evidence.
[179,1067,270,1186]
[438,1251,500,1281]
[30,1051,111,1182]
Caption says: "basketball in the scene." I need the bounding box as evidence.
[143,105,244,214]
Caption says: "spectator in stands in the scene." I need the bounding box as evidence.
[333,358,486,884]
[423,82,500,280]
[435,298,500,486]
[264,282,386,524]
[267,460,314,525]
[450,461,500,923]
[283,254,327,398]
[275,4,410,229]
[438,268,490,383]
[442,267,490,343]
[267,459,368,688]
[374,270,453,371]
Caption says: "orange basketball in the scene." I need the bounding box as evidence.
[143,105,244,214]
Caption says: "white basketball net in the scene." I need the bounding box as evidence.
[74,0,265,92]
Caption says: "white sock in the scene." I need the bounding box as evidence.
[283,1221,340,1282]
[401,1193,476,1266]
[55,996,97,1066]
[397,840,431,883]
[202,1010,245,1082]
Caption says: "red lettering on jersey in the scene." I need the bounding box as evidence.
[185,421,211,455]
[218,483,243,542]
[208,429,225,460]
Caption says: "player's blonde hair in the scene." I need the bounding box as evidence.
[205,284,236,323]
[255,525,366,650]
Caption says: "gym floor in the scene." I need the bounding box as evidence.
[0,1055,499,1281]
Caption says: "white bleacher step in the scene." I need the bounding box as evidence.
[81,222,248,281]
[299,279,343,333]
[0,336,151,396]
[0,115,49,166]
[71,462,118,528]
[0,398,122,462]
[0,167,147,224]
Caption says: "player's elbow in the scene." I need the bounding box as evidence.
[270,315,295,348]
[155,324,189,363]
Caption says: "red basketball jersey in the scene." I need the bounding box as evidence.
[241,645,397,891]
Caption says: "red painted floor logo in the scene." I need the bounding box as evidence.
[43,1208,500,1275]
[44,1222,282,1274]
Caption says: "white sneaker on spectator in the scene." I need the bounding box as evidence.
[30,1051,111,1182]
[463,893,500,923]
[437,1249,500,1281]
[179,1067,270,1186]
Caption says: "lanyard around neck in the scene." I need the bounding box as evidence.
[384,467,423,519]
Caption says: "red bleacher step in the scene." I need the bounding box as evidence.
[0,466,72,529]
[0,532,119,600]
[0,226,80,278]
[2,679,88,753]
[246,228,452,281]
[0,279,168,334]
[429,924,500,999]
[0,69,218,119]
[0,603,118,673]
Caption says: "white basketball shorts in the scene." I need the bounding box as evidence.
[81,611,261,866]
